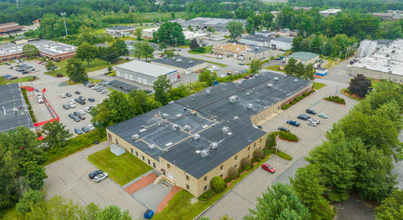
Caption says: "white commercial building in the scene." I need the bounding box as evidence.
[183,31,207,40]
[319,9,342,17]
[143,27,159,39]
[271,37,293,50]
[115,60,178,86]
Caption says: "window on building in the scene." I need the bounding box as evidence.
[248,155,250,158]
[220,165,223,171]
[167,163,170,169]
[235,164,237,168]
[186,175,189,181]
[254,143,256,147]
[204,185,207,191]
[142,156,145,161]
[108,133,112,140]
[147,159,150,165]
[260,139,262,143]
[204,176,207,182]
[186,184,190,190]
[115,139,118,144]
[153,163,156,168]
[235,155,238,161]
[248,147,250,151]
[130,148,133,153]
[135,151,138,156]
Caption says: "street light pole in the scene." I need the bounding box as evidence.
[61,13,68,37]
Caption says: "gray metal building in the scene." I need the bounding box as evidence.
[115,61,178,86]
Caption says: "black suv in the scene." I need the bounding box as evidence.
[306,109,316,115]
[278,127,290,132]
[79,96,86,101]
[89,170,103,179]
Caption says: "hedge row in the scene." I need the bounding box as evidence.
[324,95,346,105]
[275,130,299,142]
[281,89,315,110]
[266,147,293,161]
[21,88,32,110]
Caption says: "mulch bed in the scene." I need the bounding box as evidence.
[124,172,157,194]
[342,90,364,99]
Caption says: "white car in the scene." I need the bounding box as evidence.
[79,110,86,115]
[69,103,75,108]
[307,120,317,127]
[94,172,108,183]
[84,107,91,113]
[87,124,95,131]
[310,118,320,125]
[211,66,220,71]
[69,99,75,104]
[60,94,66,98]
[92,86,99,90]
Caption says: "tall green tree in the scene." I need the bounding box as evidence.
[190,39,199,51]
[226,21,243,41]
[153,75,172,105]
[16,189,45,215]
[132,42,143,60]
[291,36,303,52]
[113,39,128,56]
[41,120,73,148]
[244,182,311,220]
[22,44,39,58]
[249,59,262,74]
[75,43,98,67]
[103,46,121,63]
[65,58,88,83]
[284,58,297,77]
[290,164,334,220]
[0,150,19,209]
[206,26,215,33]
[156,22,185,45]
[141,42,154,61]
[375,189,403,220]
[134,28,143,40]
[97,205,132,220]
[21,161,48,191]
[45,60,54,73]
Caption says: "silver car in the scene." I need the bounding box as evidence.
[101,89,108,94]
[310,118,320,125]
[94,172,108,183]
[307,120,317,127]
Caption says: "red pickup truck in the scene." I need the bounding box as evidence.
[262,163,275,173]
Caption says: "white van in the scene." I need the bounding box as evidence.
[211,66,220,71]
[37,98,44,104]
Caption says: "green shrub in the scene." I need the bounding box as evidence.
[196,47,205,52]
[198,190,215,201]
[253,149,264,159]
[36,132,42,137]
[210,176,225,194]
[281,104,291,110]
[239,167,245,173]
[29,110,37,123]
[224,177,232,183]
[228,166,238,179]
[266,132,277,148]
[290,100,296,105]
[324,96,346,104]
[302,92,309,97]
[16,189,45,215]
[276,151,293,161]
[240,157,251,168]
[276,130,298,142]
[256,157,261,162]
[263,148,271,157]
[251,158,257,164]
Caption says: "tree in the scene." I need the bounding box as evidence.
[128,89,162,116]
[170,11,176,20]
[206,26,215,33]
[21,161,48,190]
[153,75,172,105]
[284,58,297,77]
[160,42,167,49]
[375,189,403,220]
[0,76,6,85]
[113,39,129,56]
[244,182,311,220]
[304,64,315,80]
[132,42,143,60]
[97,205,132,220]
[45,60,54,73]
[226,21,243,41]
[75,43,98,66]
[16,189,45,215]
[198,71,211,82]
[156,22,185,45]
[228,167,238,179]
[240,157,250,168]
[41,120,73,148]
[190,39,199,51]
[249,59,262,74]
[162,49,175,57]
[210,176,225,194]
[348,74,372,98]
[141,42,154,62]
[103,46,120,63]
[291,36,303,52]
[211,72,218,81]
[290,164,334,220]
[134,28,143,40]
[0,150,19,209]
[108,65,113,73]
[66,58,88,83]
[22,44,39,58]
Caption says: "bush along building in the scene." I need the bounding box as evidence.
[106,72,312,197]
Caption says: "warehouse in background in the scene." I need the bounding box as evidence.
[106,25,136,35]
[151,56,207,75]
[115,60,178,86]
[286,52,319,65]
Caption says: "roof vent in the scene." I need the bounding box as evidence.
[2,106,6,116]
[162,113,169,119]
[255,47,259,50]
[267,83,273,88]
[229,95,239,103]
[195,150,201,154]
[172,57,176,59]
[131,134,140,141]
[188,60,193,64]
[294,79,298,83]
[234,116,239,121]
[274,77,279,81]
[247,92,250,96]
[193,134,201,140]
[173,124,180,130]
[200,149,209,157]
[222,126,229,133]
[176,59,182,62]
[148,144,155,150]
[246,103,253,109]
[184,125,191,131]
[205,89,211,95]
[210,142,218,150]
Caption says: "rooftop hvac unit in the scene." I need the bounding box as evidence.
[173,124,180,130]
[176,59,182,62]
[294,79,298,82]
[255,47,259,50]
[172,57,176,59]
[200,149,209,157]
[237,81,242,85]
[234,116,239,121]
[222,126,229,133]
[184,125,191,131]
[195,150,201,154]
[148,144,155,150]
[131,134,140,141]
[205,89,211,95]
[162,113,169,119]
[193,134,201,141]
[210,142,218,150]
[229,95,239,103]
[267,83,273,88]
[191,110,198,115]
[188,60,193,63]
[246,103,253,109]
[274,77,279,81]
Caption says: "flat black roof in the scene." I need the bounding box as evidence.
[0,83,34,132]
[106,80,139,92]
[152,56,206,69]
[247,47,272,54]
[108,72,311,179]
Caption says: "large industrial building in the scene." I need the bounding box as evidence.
[173,17,247,30]
[351,39,403,82]
[115,60,178,86]
[151,56,208,75]
[106,72,312,197]
[270,37,293,50]
[0,22,23,36]
[0,83,34,133]
[0,40,76,62]
[286,52,319,65]
[106,25,136,35]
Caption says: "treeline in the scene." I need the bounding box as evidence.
[289,0,403,11]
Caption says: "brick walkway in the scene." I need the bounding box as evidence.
[124,172,158,194]
[156,186,182,213]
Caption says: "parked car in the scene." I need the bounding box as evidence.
[297,115,308,120]
[87,124,95,131]
[308,120,317,127]
[239,63,244,66]
[77,100,86,105]
[78,115,85,120]
[22,71,29,74]
[79,96,86,101]
[82,126,89,133]
[88,98,95,102]
[88,84,95,88]
[318,113,328,119]
[262,163,275,173]
[144,210,154,220]
[301,113,311,119]
[38,61,44,64]
[68,113,75,119]
[287,120,300,127]
[278,127,290,132]
[310,118,320,125]
[79,110,86,115]
[84,107,91,113]
[243,76,250,79]
[89,170,103,179]
[74,111,81,117]
[101,90,108,94]
[94,173,108,183]
[9,76,18,80]
[60,94,66,98]
[63,104,70,110]
[74,128,82,134]
[66,92,72,97]
[306,109,316,115]
[74,117,80,122]
[75,91,80,94]
[69,103,76,108]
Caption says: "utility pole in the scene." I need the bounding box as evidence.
[61,13,68,37]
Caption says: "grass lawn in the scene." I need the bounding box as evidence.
[152,153,274,220]
[313,82,326,90]
[188,46,212,55]
[44,58,128,77]
[87,147,152,186]
[7,76,38,84]
[178,45,190,49]
[266,65,284,72]
[189,57,227,67]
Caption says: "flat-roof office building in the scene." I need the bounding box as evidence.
[106,72,312,197]
[151,56,208,75]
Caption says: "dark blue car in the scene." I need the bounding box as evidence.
[287,120,300,127]
[297,115,308,120]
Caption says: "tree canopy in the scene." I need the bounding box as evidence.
[66,58,88,83]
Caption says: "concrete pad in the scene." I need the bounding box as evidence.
[132,182,172,211]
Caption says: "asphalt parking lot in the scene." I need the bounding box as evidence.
[44,141,147,218]
[44,83,109,137]
[0,60,47,79]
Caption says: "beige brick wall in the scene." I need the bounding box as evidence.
[350,66,403,83]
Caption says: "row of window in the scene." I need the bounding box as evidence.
[130,148,156,168]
